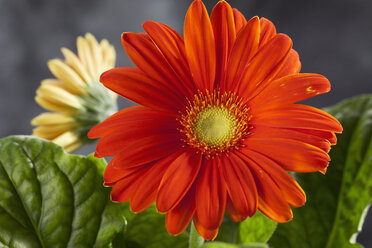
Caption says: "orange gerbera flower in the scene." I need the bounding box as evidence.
[89,0,342,240]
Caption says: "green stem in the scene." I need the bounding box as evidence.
[189,221,205,248]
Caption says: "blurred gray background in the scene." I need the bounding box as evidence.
[0,0,371,246]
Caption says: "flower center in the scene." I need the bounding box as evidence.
[194,107,235,146]
[180,90,251,158]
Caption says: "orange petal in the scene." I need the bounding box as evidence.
[224,16,260,91]
[210,0,236,87]
[243,150,306,207]
[110,167,148,202]
[233,8,247,34]
[107,134,181,168]
[289,128,337,145]
[100,67,184,113]
[157,150,202,212]
[103,137,182,185]
[104,159,152,186]
[236,34,292,100]
[259,17,276,48]
[143,21,196,97]
[196,158,226,229]
[220,152,257,218]
[251,104,343,133]
[184,0,216,91]
[275,49,301,78]
[226,196,247,222]
[88,106,175,138]
[242,136,330,173]
[239,153,293,223]
[165,184,196,235]
[193,214,219,240]
[257,197,293,223]
[251,127,331,152]
[89,106,139,138]
[131,153,181,212]
[250,73,331,109]
[95,122,179,157]
[121,33,188,100]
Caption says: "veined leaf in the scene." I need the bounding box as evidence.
[216,216,239,244]
[112,204,189,248]
[217,212,276,244]
[0,136,125,248]
[239,211,277,244]
[270,95,372,248]
[203,241,269,248]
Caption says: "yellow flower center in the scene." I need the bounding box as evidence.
[194,107,236,146]
[180,90,251,158]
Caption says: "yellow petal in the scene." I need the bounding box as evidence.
[41,78,74,93]
[48,59,87,95]
[77,36,96,80]
[35,96,76,113]
[107,45,116,69]
[32,129,60,140]
[53,131,79,149]
[31,113,75,126]
[32,123,74,140]
[65,141,83,153]
[41,78,60,85]
[61,47,92,84]
[33,124,75,134]
[85,33,102,79]
[100,39,109,48]
[98,39,116,99]
[100,39,110,60]
[100,39,116,70]
[37,84,81,109]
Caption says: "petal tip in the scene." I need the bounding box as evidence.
[87,127,97,139]
[142,20,157,28]
[276,33,293,44]
[110,192,120,202]
[319,166,328,174]
[94,150,103,158]
[99,68,110,83]
[121,32,135,46]
[216,0,229,7]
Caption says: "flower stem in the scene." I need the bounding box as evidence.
[189,221,205,248]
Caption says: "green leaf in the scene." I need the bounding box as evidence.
[239,211,277,244]
[216,212,276,245]
[113,204,189,248]
[202,241,269,248]
[0,136,125,248]
[94,201,127,248]
[216,215,239,243]
[269,95,372,248]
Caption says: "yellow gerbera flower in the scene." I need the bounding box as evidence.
[31,33,118,152]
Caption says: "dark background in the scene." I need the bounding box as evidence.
[0,0,371,246]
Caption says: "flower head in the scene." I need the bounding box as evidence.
[32,33,117,152]
[89,0,342,240]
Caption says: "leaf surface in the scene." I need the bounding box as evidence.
[113,204,189,248]
[0,136,125,248]
[203,241,269,248]
[239,212,277,244]
[217,212,276,244]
